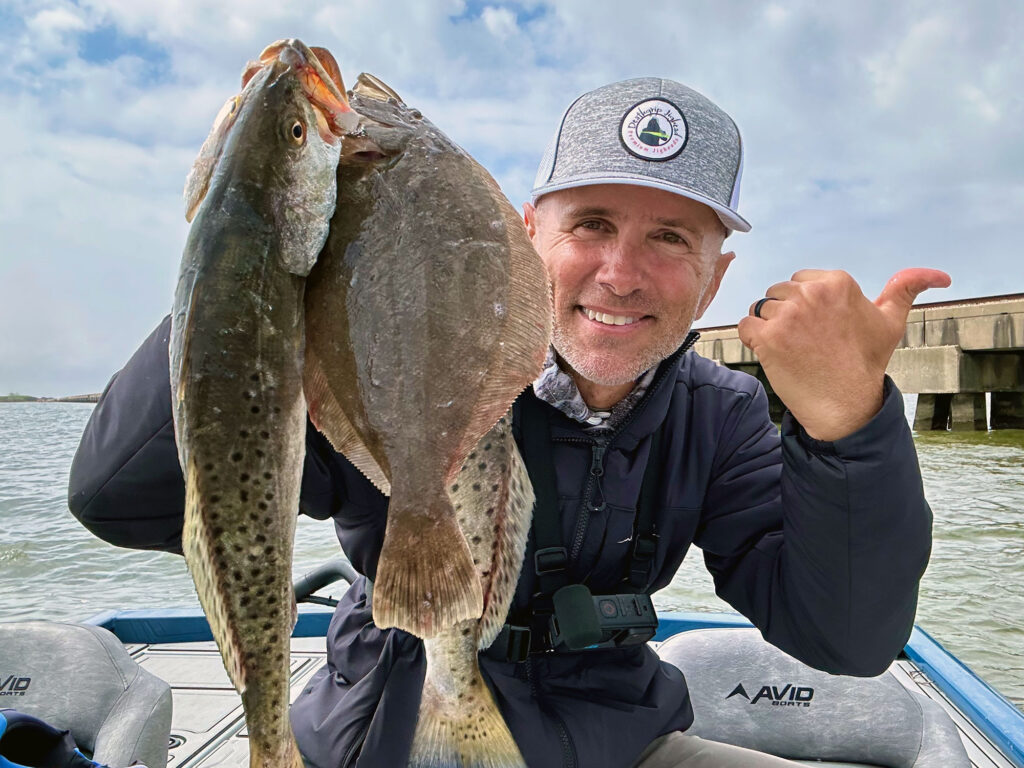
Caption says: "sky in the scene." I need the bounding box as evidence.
[1,0,1021,397]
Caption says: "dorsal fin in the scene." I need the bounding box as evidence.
[354,72,403,103]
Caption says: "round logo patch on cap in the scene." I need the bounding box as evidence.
[620,99,687,161]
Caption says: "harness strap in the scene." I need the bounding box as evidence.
[490,391,668,662]
[516,392,569,597]
[629,420,664,590]
[516,391,665,594]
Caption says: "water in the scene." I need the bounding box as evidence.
[1,401,1022,712]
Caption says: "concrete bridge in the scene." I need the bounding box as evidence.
[693,293,1024,430]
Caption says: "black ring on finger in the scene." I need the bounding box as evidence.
[752,297,779,319]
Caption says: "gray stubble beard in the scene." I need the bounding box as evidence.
[551,311,697,389]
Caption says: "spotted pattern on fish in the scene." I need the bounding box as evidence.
[177,350,307,768]
[302,74,550,638]
[170,39,341,768]
[183,458,247,690]
[409,414,532,768]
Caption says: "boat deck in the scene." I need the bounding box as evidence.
[124,637,1016,768]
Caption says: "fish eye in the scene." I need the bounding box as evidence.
[289,119,305,145]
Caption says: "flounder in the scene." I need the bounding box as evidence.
[303,73,551,637]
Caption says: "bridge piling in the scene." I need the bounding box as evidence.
[914,394,952,431]
[991,392,1024,429]
[951,393,987,431]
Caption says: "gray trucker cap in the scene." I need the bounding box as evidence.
[532,77,750,233]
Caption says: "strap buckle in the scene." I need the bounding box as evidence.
[629,534,658,588]
[534,546,568,575]
[631,535,657,560]
[489,624,532,663]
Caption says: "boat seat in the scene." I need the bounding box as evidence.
[0,620,172,768]
[656,628,969,768]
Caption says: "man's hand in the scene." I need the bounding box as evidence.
[737,268,951,441]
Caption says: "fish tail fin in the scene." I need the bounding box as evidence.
[372,492,483,637]
[409,662,524,768]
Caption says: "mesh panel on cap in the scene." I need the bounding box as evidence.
[533,132,558,190]
[530,77,750,232]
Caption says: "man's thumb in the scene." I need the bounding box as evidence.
[875,268,952,322]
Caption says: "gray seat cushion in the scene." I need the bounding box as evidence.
[656,628,969,768]
[0,621,171,768]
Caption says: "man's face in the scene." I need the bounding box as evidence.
[525,184,734,389]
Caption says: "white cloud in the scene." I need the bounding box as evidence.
[23,4,88,54]
[961,84,1002,123]
[763,4,790,27]
[482,6,518,39]
[866,17,950,107]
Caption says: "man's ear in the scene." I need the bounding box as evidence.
[694,251,735,321]
[523,201,538,241]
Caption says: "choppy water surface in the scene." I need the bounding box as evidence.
[1,401,1021,712]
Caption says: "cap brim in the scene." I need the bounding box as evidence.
[531,175,751,233]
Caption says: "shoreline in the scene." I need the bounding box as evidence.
[0,394,100,404]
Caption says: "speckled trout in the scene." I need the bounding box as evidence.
[409,414,531,768]
[169,40,351,768]
[303,73,551,638]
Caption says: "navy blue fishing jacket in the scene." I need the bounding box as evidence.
[68,316,932,768]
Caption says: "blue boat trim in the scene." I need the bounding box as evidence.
[83,606,335,644]
[904,625,1024,767]
[653,612,753,640]
[83,608,1024,766]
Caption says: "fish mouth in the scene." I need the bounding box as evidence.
[257,39,359,142]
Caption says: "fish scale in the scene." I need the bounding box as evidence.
[170,40,346,768]
[303,73,551,639]
[409,414,533,768]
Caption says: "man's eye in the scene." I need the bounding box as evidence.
[659,231,688,246]
[573,220,607,236]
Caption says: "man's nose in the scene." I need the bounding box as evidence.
[593,239,646,296]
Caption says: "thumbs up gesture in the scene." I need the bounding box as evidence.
[737,268,951,441]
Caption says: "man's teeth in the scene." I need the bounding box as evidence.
[584,308,638,326]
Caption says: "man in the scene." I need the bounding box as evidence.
[68,77,948,767]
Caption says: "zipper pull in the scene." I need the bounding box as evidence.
[590,444,606,512]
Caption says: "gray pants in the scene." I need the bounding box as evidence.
[634,733,801,767]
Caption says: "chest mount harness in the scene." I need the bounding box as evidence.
[486,384,671,663]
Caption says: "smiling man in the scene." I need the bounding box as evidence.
[525,185,732,408]
[491,77,949,766]
[69,77,948,768]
